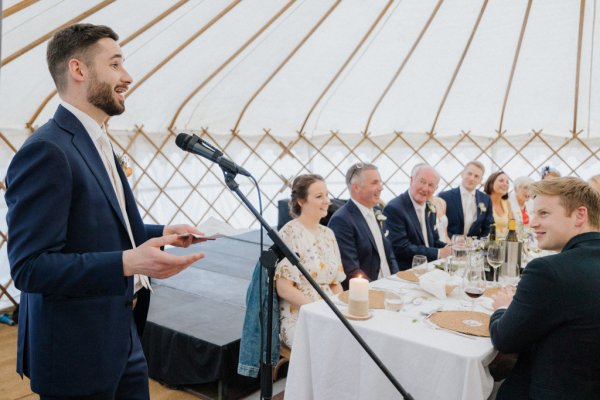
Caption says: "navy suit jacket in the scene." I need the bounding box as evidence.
[489,232,600,399]
[5,106,163,396]
[328,200,399,288]
[383,191,446,270]
[438,187,493,238]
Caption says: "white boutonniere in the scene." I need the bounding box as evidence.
[374,210,387,230]
[384,230,389,238]
[117,153,133,177]
[478,202,487,214]
[426,202,436,217]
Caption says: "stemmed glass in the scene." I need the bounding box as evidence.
[461,254,486,327]
[487,241,505,286]
[412,255,428,277]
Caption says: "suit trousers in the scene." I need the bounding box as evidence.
[40,318,149,400]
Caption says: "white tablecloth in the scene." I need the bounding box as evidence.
[285,276,497,400]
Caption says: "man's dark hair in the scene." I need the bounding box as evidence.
[47,23,119,92]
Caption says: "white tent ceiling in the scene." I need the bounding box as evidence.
[2,0,600,138]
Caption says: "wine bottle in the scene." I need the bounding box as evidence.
[489,224,496,243]
[504,219,521,284]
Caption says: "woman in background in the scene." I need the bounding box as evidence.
[508,176,534,226]
[484,171,513,237]
[275,174,345,347]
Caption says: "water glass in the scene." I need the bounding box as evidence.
[384,291,404,312]
[412,255,428,276]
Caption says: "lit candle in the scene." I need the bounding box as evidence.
[349,276,369,301]
[348,275,369,317]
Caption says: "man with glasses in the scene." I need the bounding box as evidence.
[438,160,493,238]
[328,163,399,289]
[383,164,451,270]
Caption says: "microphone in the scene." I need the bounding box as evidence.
[175,133,251,177]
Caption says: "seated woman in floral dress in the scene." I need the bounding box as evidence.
[275,174,346,348]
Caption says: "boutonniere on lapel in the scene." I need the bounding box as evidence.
[374,210,387,229]
[426,201,436,218]
[478,202,487,215]
[117,154,133,177]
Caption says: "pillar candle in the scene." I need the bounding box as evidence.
[349,276,369,301]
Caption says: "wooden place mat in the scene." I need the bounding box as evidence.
[396,270,418,282]
[338,290,385,309]
[483,286,516,298]
[428,311,491,337]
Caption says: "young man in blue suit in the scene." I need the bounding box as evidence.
[490,177,600,399]
[383,164,451,270]
[328,163,399,288]
[5,24,206,399]
[438,160,493,239]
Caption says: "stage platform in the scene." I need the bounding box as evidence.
[141,230,273,399]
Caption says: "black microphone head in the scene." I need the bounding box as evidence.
[175,133,192,149]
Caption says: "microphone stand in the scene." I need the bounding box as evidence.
[222,170,413,400]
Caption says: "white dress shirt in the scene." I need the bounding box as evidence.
[460,185,477,235]
[350,198,391,278]
[408,195,429,247]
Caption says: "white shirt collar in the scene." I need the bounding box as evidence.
[350,197,374,219]
[459,185,476,197]
[408,192,426,212]
[60,100,105,142]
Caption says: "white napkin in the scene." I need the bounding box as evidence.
[418,269,451,299]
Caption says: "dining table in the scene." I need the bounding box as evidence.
[284,265,499,400]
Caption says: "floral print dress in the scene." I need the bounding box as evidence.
[275,219,346,347]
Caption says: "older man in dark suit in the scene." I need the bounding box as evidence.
[328,163,399,288]
[438,160,493,239]
[489,177,600,399]
[5,24,206,399]
[383,164,451,270]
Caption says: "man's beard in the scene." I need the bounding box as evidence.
[87,74,125,116]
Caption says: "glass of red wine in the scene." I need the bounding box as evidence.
[461,253,486,327]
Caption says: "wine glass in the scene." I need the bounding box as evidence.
[412,255,428,277]
[461,255,486,326]
[487,241,505,286]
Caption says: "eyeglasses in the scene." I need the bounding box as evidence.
[347,163,365,184]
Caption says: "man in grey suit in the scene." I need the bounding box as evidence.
[489,177,600,399]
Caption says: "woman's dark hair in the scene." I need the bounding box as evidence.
[484,171,509,200]
[47,23,118,92]
[288,174,325,218]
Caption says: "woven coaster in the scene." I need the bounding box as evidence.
[428,310,491,337]
[396,270,418,282]
[338,290,385,309]
[483,286,516,298]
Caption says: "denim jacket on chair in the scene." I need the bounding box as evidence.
[237,261,280,377]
